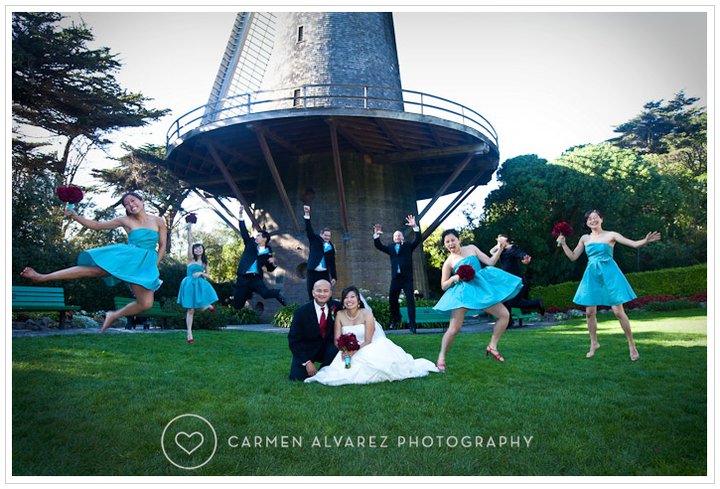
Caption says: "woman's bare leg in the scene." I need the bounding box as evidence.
[586,306,601,358]
[437,308,466,368]
[186,309,195,341]
[101,284,154,333]
[20,266,108,283]
[612,304,639,361]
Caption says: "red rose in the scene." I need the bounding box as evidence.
[457,264,475,282]
[55,185,84,204]
[551,222,574,238]
[337,333,360,352]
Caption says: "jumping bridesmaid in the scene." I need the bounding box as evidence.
[20,192,166,333]
[177,222,218,343]
[557,209,661,361]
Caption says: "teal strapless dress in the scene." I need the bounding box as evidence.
[433,255,523,311]
[177,263,219,308]
[77,228,162,291]
[573,243,637,306]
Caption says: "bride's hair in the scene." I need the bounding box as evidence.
[340,286,365,310]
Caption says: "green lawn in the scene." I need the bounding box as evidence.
[12,309,706,476]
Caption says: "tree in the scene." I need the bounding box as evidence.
[609,91,705,164]
[12,12,169,182]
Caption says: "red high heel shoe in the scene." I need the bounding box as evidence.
[208,305,216,313]
[436,360,446,373]
[187,338,194,344]
[485,346,504,363]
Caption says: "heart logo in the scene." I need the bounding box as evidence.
[175,431,204,455]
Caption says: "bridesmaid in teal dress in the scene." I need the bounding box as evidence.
[433,229,523,371]
[557,209,661,361]
[177,223,218,343]
[20,192,167,333]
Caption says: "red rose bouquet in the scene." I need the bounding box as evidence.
[457,264,475,282]
[185,213,198,224]
[337,333,360,369]
[56,185,84,211]
[552,222,574,247]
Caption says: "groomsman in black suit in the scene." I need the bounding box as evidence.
[288,279,341,381]
[373,215,422,333]
[232,205,287,309]
[303,205,337,299]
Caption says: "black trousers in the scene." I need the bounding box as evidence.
[307,269,332,300]
[289,342,339,381]
[389,273,416,327]
[504,280,543,311]
[233,274,282,309]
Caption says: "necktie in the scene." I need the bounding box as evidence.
[395,244,401,273]
[319,306,327,337]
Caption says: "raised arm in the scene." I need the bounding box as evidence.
[557,235,585,261]
[66,207,127,231]
[406,215,422,249]
[373,223,390,254]
[238,206,252,243]
[186,224,194,261]
[611,231,662,249]
[475,243,503,267]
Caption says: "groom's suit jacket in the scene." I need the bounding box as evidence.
[374,231,422,279]
[288,299,341,363]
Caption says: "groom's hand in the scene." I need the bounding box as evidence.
[306,362,318,377]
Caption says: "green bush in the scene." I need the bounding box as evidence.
[159,298,258,330]
[644,300,700,311]
[272,303,299,328]
[533,264,707,310]
[366,299,390,327]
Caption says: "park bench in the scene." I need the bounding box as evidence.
[400,306,483,332]
[12,286,81,329]
[510,307,535,328]
[113,297,180,330]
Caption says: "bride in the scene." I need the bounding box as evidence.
[305,285,439,386]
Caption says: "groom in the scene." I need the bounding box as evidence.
[287,279,341,381]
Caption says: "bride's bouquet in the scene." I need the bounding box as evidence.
[337,333,360,369]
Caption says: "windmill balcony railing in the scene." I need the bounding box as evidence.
[166,83,498,150]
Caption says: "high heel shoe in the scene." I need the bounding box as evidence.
[208,305,216,313]
[485,346,504,363]
[187,338,194,344]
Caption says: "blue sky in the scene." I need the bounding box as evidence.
[55,8,709,231]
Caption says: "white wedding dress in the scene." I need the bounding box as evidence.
[304,321,439,386]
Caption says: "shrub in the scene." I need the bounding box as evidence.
[272,304,299,328]
[533,264,707,310]
[366,299,390,327]
[644,300,699,311]
[159,299,256,330]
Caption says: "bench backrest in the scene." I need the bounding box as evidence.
[12,286,70,307]
[114,297,164,314]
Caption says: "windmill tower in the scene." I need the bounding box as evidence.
[165,12,499,309]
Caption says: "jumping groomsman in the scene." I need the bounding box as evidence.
[304,205,337,299]
[373,215,422,333]
[232,205,287,309]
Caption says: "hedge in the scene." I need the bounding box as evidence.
[532,264,707,310]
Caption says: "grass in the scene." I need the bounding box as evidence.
[12,309,706,476]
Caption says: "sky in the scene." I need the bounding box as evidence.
[25,7,711,232]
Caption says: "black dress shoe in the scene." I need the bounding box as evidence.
[277,292,287,307]
[408,324,417,334]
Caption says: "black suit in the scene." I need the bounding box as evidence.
[498,245,543,313]
[288,299,341,381]
[374,229,422,331]
[232,221,283,309]
[305,217,337,299]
